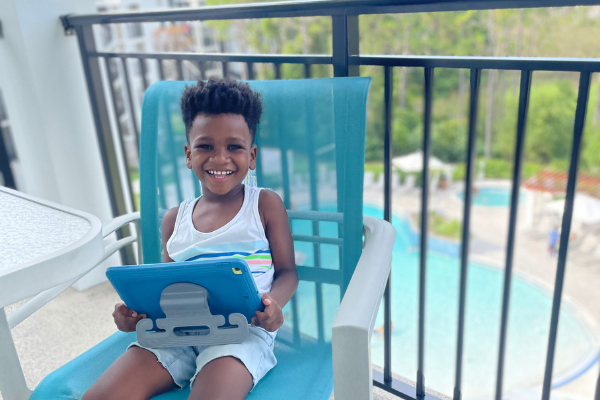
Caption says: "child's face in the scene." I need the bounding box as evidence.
[185,114,257,196]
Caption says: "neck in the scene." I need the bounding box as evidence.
[200,183,245,204]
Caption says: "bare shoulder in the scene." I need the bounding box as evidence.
[258,189,287,221]
[161,206,179,262]
[161,206,179,241]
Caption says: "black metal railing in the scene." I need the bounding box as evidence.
[62,1,600,399]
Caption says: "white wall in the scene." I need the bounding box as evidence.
[0,0,121,289]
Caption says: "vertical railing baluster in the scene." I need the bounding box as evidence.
[138,58,150,89]
[454,68,480,400]
[103,57,137,212]
[495,69,532,400]
[222,62,228,78]
[120,57,141,148]
[417,66,434,400]
[197,60,206,81]
[331,15,359,78]
[307,108,324,342]
[383,66,393,384]
[304,64,311,79]
[176,59,185,81]
[275,83,297,341]
[247,62,254,80]
[302,60,324,341]
[157,59,165,81]
[541,71,592,400]
[274,63,281,80]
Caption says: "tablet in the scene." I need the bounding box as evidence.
[106,258,264,324]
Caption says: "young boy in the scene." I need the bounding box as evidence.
[84,79,298,400]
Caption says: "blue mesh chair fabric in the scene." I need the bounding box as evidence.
[30,77,370,400]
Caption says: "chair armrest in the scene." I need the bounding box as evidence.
[332,216,395,400]
[102,212,142,264]
[102,211,141,237]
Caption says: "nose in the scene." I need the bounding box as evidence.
[212,147,229,163]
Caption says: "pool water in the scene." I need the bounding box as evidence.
[288,205,597,399]
[457,187,526,207]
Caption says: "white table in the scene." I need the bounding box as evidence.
[0,186,104,400]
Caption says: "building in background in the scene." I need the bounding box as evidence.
[94,0,241,175]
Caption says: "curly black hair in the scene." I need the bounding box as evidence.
[180,78,263,143]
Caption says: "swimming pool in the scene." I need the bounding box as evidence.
[289,205,597,399]
[457,187,526,207]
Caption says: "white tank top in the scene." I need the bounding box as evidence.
[166,185,274,293]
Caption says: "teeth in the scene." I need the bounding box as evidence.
[208,170,233,175]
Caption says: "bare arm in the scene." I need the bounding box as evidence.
[254,190,298,331]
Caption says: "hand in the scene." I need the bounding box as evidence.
[112,302,146,332]
[251,293,283,332]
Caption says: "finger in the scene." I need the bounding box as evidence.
[261,293,272,306]
[114,302,127,313]
[134,314,146,322]
[262,306,275,318]
[251,317,257,326]
[115,303,135,317]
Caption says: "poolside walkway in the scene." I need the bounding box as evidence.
[364,180,600,399]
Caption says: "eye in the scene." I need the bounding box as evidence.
[196,144,212,150]
[228,145,243,151]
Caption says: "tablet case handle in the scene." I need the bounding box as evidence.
[136,282,249,348]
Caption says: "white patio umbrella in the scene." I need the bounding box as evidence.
[544,193,600,226]
[392,150,446,172]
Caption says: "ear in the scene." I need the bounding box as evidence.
[184,143,192,169]
[249,144,258,171]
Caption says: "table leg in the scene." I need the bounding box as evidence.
[0,308,32,400]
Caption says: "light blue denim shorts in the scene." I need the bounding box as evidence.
[128,326,277,390]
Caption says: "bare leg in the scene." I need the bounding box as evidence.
[188,356,253,400]
[82,346,176,400]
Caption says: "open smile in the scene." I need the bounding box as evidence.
[206,170,235,181]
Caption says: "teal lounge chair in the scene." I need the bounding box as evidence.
[19,78,395,400]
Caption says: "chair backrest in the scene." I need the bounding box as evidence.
[139,77,370,342]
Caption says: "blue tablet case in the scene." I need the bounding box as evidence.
[106,258,264,348]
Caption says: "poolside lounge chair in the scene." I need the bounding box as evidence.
[10,78,395,400]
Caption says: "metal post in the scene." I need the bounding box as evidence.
[247,62,255,80]
[120,57,141,149]
[454,68,480,400]
[176,59,185,80]
[138,58,150,89]
[541,71,592,400]
[495,69,532,400]
[417,67,434,400]
[383,65,393,384]
[332,15,359,77]
[222,61,228,78]
[103,57,136,212]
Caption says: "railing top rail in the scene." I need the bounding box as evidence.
[353,55,600,71]
[89,51,333,64]
[62,0,600,27]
